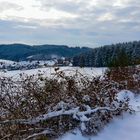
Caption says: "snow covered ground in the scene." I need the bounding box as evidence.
[59,91,140,140]
[0,59,15,64]
[0,67,106,78]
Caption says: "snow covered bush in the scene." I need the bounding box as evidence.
[106,65,140,93]
[0,69,134,139]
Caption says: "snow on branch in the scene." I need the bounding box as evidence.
[0,105,123,125]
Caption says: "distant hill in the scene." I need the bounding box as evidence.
[0,44,92,61]
[73,41,140,67]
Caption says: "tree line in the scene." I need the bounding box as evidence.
[73,41,140,67]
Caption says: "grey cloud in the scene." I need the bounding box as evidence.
[0,1,23,12]
[0,0,140,47]
[37,0,88,13]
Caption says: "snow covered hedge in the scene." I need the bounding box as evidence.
[106,65,140,93]
[0,68,136,139]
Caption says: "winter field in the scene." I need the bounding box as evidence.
[0,66,140,140]
[0,66,105,78]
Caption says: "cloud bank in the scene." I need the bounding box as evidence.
[0,0,140,47]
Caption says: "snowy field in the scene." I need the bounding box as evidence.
[0,67,106,78]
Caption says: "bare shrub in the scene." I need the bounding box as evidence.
[0,69,133,139]
[106,66,140,93]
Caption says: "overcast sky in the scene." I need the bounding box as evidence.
[0,0,140,47]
